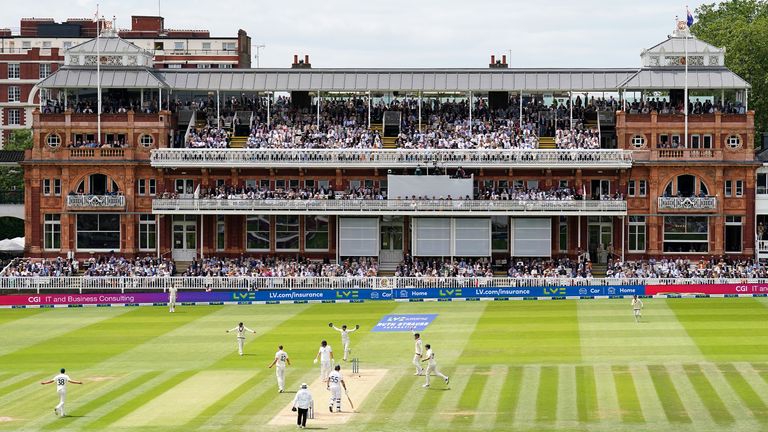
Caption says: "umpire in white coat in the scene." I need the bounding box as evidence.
[292,383,313,429]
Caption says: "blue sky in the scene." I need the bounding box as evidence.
[6,0,717,68]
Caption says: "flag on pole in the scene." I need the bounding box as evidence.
[686,8,694,27]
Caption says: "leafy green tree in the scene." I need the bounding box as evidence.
[0,129,31,193]
[692,0,768,143]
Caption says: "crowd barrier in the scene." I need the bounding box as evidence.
[1,277,768,307]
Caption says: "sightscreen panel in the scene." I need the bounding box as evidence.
[339,217,379,257]
[413,218,451,256]
[511,218,551,257]
[453,218,491,257]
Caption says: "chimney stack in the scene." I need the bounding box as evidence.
[489,53,508,69]
[291,54,312,69]
[502,55,507,65]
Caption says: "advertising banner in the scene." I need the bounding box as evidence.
[371,314,438,332]
[391,285,645,299]
[645,283,768,296]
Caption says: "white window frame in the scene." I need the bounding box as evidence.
[216,215,225,251]
[736,180,744,197]
[726,135,742,149]
[8,86,20,103]
[628,216,646,252]
[138,214,157,251]
[44,214,61,250]
[638,180,647,197]
[148,179,156,196]
[628,180,636,197]
[7,63,20,79]
[631,135,645,148]
[39,63,51,79]
[725,180,733,197]
[725,216,743,253]
[42,178,51,196]
[53,178,61,196]
[137,179,146,196]
[7,109,20,125]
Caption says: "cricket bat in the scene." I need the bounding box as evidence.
[346,391,355,410]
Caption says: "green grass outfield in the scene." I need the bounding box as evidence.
[2,297,768,431]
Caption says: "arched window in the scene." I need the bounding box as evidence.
[73,174,120,195]
[663,174,709,198]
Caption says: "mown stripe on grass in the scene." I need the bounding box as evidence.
[556,364,577,426]
[718,363,768,422]
[0,308,46,326]
[593,363,620,423]
[513,365,540,426]
[751,362,768,387]
[232,369,318,428]
[698,363,756,426]
[39,371,162,430]
[84,370,196,429]
[471,365,506,430]
[648,364,691,424]
[493,365,523,430]
[185,370,267,428]
[535,366,559,423]
[631,364,667,424]
[368,371,420,426]
[449,366,489,428]
[612,365,644,424]
[575,365,598,423]
[682,363,734,425]
[0,373,46,401]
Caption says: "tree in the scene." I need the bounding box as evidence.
[692,0,768,144]
[0,129,31,193]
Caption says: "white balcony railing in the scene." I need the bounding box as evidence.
[657,196,717,210]
[152,198,628,215]
[67,195,126,208]
[150,148,634,169]
[758,239,768,255]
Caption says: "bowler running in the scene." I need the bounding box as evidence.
[421,344,449,387]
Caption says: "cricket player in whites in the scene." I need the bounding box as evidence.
[168,285,177,313]
[41,368,82,417]
[267,345,291,393]
[412,330,424,376]
[226,322,256,356]
[329,322,359,361]
[632,295,643,323]
[327,364,348,412]
[314,340,334,381]
[421,344,449,387]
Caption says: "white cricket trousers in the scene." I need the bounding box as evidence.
[276,365,286,391]
[237,337,245,355]
[55,389,66,415]
[320,361,332,381]
[342,341,350,360]
[634,308,642,319]
[425,363,448,385]
[413,354,423,374]
[329,386,342,411]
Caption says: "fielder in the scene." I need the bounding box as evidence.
[41,368,82,417]
[267,344,291,393]
[329,323,359,361]
[168,286,177,313]
[412,330,424,376]
[632,295,643,323]
[421,344,449,387]
[314,340,334,381]
[326,364,347,413]
[226,322,256,356]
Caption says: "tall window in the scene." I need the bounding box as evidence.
[137,179,146,195]
[43,179,51,196]
[7,109,20,125]
[44,214,61,250]
[305,215,329,250]
[628,216,646,252]
[138,214,156,251]
[8,86,20,102]
[7,63,19,79]
[246,215,270,251]
[39,63,51,79]
[663,216,708,253]
[559,216,568,253]
[725,216,743,253]
[276,215,300,250]
[77,214,120,250]
[491,216,509,252]
[759,173,768,195]
[216,215,225,251]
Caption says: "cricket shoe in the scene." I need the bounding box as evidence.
[445,377,450,385]
[53,408,57,416]
[329,406,333,413]
[422,383,429,388]
[279,388,284,393]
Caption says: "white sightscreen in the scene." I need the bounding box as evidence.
[511,218,551,257]
[339,217,379,257]
[413,218,451,256]
[453,218,491,257]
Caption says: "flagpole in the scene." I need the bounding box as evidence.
[684,7,690,149]
[96,5,102,146]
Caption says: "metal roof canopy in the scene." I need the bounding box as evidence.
[619,67,751,90]
[37,67,168,89]
[158,68,637,92]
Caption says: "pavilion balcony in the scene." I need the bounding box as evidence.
[657,196,717,211]
[67,195,126,209]
[150,148,633,169]
[151,198,627,216]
